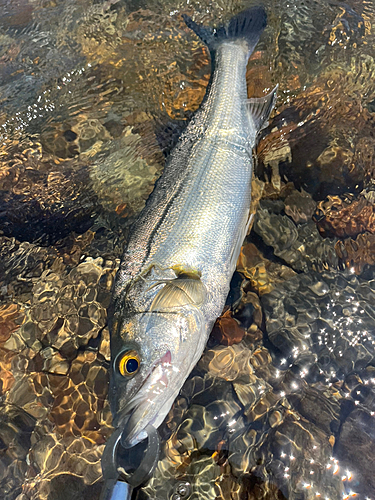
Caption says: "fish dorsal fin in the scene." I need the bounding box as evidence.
[245,85,278,132]
[151,276,206,312]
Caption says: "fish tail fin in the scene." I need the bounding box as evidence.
[182,5,267,58]
[227,6,267,55]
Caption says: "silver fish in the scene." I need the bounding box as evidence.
[108,5,277,448]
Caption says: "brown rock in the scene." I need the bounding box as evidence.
[211,309,246,346]
[0,303,24,345]
[284,189,316,224]
[0,348,15,394]
[48,351,111,442]
[0,0,33,29]
[315,193,375,238]
[199,343,254,383]
[335,232,375,274]
[237,243,296,296]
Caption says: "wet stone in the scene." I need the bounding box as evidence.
[27,258,115,352]
[48,351,111,441]
[254,201,339,272]
[237,243,296,296]
[261,411,343,499]
[6,371,54,420]
[98,327,110,362]
[0,158,100,245]
[176,403,225,452]
[0,303,24,345]
[210,308,246,346]
[284,188,316,224]
[198,343,254,383]
[0,404,36,500]
[262,270,375,382]
[40,347,70,375]
[0,348,16,395]
[0,238,57,300]
[288,386,341,435]
[335,232,375,275]
[142,455,221,500]
[254,205,299,261]
[315,192,375,239]
[336,408,375,498]
[228,426,260,478]
[25,435,103,500]
[180,374,217,403]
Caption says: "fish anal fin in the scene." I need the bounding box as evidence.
[151,276,206,312]
[246,85,278,132]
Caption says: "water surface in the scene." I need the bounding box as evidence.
[1,0,375,498]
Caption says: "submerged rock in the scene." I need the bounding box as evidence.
[210,309,246,347]
[253,200,339,271]
[0,157,100,245]
[315,192,375,239]
[2,1,375,499]
[22,257,116,354]
[237,242,296,295]
[284,188,316,224]
[336,407,375,498]
[335,232,375,275]
[0,404,36,500]
[262,270,375,382]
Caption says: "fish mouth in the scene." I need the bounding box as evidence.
[115,350,172,448]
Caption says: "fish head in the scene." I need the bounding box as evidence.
[109,305,206,448]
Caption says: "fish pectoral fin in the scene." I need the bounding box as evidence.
[151,277,206,311]
[245,85,278,132]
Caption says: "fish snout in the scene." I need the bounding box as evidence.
[119,400,153,448]
[115,350,174,448]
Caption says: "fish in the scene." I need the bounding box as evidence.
[108,5,277,448]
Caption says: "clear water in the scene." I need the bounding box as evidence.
[1,0,375,499]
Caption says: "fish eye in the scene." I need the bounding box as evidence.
[118,350,141,377]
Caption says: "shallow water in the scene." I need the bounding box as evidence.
[1,0,375,499]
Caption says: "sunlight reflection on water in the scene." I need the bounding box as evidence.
[1,0,375,498]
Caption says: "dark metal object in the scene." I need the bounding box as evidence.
[100,424,160,500]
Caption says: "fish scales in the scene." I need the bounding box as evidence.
[117,44,252,307]
[108,6,276,448]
